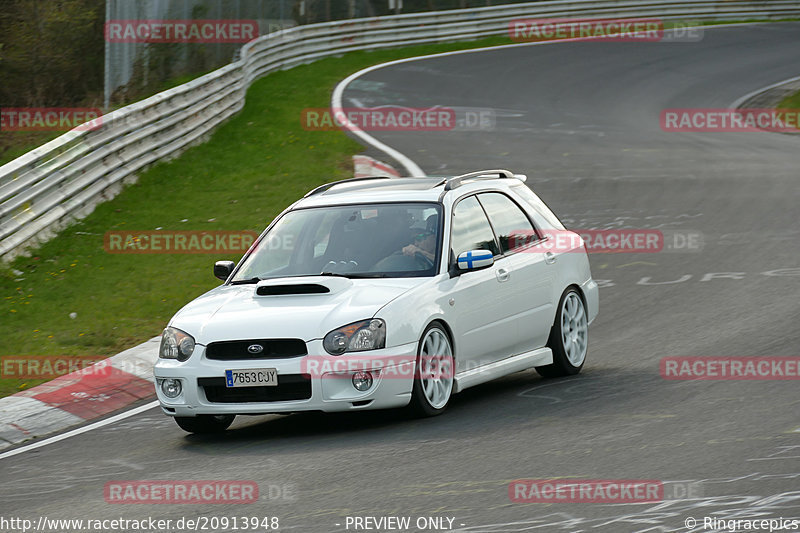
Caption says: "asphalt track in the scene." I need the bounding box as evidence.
[2,23,799,533]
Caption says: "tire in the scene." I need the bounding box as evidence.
[174,414,235,434]
[409,323,454,417]
[536,288,588,378]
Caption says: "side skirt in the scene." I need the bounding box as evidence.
[453,348,552,394]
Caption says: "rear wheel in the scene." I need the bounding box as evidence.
[174,414,235,434]
[409,323,454,417]
[536,288,588,378]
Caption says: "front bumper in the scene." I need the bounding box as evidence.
[153,340,417,417]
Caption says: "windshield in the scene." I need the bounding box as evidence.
[232,202,443,281]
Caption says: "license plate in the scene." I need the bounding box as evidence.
[225,368,278,388]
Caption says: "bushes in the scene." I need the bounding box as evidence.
[0,0,105,108]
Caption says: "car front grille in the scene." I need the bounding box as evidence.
[198,375,312,403]
[205,339,307,361]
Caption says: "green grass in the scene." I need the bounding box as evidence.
[778,89,800,110]
[774,86,800,131]
[0,35,515,397]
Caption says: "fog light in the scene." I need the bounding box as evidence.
[352,371,373,392]
[160,378,182,398]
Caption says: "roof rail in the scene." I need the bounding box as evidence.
[304,176,393,197]
[443,169,527,190]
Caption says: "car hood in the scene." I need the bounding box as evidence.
[169,276,422,345]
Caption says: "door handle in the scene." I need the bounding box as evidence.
[496,267,510,282]
[544,252,556,264]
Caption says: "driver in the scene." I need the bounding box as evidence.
[402,230,436,262]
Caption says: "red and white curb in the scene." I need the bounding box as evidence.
[0,337,159,451]
[353,154,400,178]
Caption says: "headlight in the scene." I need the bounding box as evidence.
[323,319,386,355]
[159,327,196,361]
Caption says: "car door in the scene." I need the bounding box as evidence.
[444,195,517,372]
[477,192,556,353]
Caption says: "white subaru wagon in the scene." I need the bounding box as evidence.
[154,170,599,433]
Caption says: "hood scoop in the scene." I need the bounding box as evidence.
[254,276,353,297]
[256,284,329,296]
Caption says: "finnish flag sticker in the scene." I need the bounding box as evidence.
[457,249,493,269]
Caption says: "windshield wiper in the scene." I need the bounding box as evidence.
[320,271,350,278]
[229,277,261,285]
[234,273,387,282]
[320,272,387,279]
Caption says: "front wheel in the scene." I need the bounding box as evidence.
[174,414,235,434]
[536,288,588,378]
[409,323,454,417]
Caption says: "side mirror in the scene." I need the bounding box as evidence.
[214,260,235,281]
[456,250,494,272]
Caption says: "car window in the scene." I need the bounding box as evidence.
[477,192,537,254]
[450,195,500,258]
[510,184,566,230]
[231,202,442,280]
[245,211,304,276]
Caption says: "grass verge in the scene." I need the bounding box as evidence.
[778,89,800,110]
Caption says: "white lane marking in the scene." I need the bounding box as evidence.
[332,67,426,177]
[332,22,779,177]
[0,400,159,460]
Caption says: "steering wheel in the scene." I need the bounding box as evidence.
[414,252,435,269]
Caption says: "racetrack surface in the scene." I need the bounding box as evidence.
[2,23,799,532]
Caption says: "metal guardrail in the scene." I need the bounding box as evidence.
[2,0,799,262]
